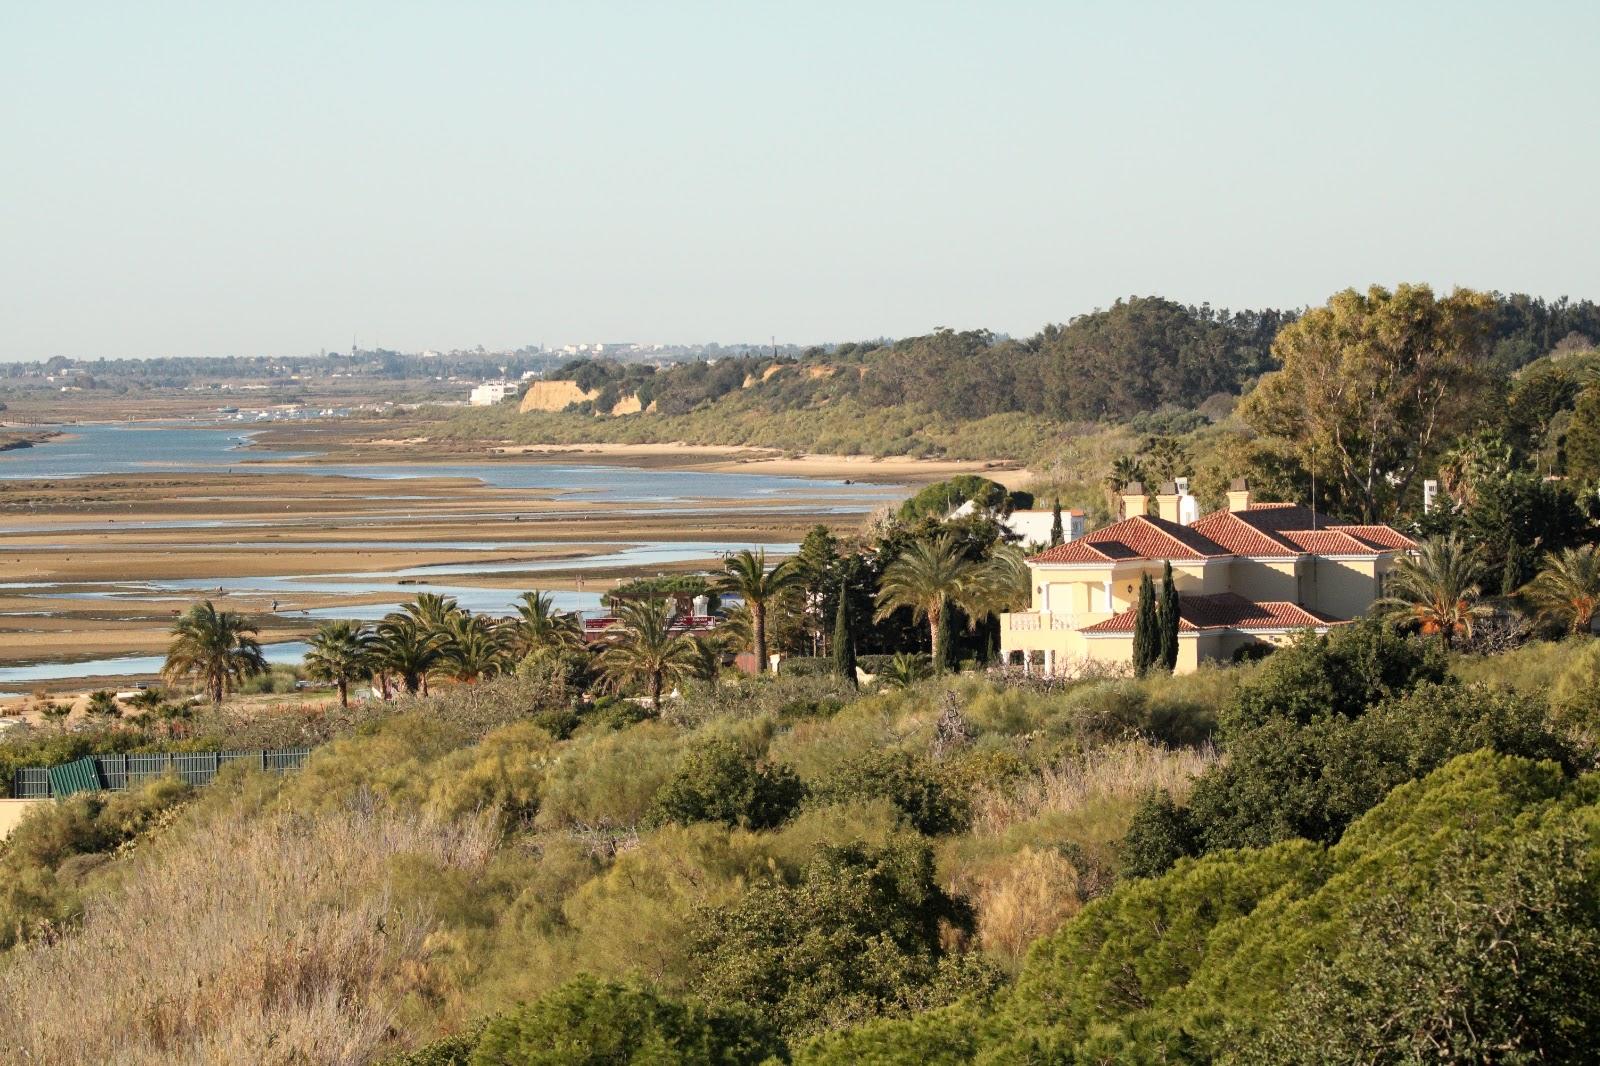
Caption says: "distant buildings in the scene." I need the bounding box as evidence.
[468,381,519,406]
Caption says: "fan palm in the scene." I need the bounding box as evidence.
[372,613,447,696]
[875,534,979,671]
[1375,535,1491,647]
[302,619,375,709]
[719,548,802,673]
[594,597,700,712]
[1522,544,1600,634]
[162,600,268,704]
[437,611,511,682]
[509,590,583,656]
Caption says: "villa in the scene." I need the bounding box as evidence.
[999,479,1416,674]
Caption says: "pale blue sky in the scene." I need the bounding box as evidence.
[3,1,1597,360]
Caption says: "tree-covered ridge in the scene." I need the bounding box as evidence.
[537,290,1600,428]
[547,297,1292,424]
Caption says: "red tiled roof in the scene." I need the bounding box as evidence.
[1187,510,1299,556]
[1027,514,1231,564]
[1329,524,1417,550]
[1279,529,1383,554]
[1080,592,1348,634]
[1029,502,1414,564]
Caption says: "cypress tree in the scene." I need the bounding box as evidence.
[1158,561,1180,673]
[1050,499,1065,547]
[833,580,857,687]
[1133,572,1158,675]
[934,605,954,674]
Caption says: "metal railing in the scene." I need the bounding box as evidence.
[11,747,312,799]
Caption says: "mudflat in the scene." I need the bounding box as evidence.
[0,421,1024,689]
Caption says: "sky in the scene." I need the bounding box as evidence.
[3,1,1599,361]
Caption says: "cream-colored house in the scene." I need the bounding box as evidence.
[999,479,1415,675]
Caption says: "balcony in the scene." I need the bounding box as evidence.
[1003,611,1075,632]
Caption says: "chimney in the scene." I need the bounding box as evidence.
[1120,480,1149,520]
[1156,481,1181,524]
[1226,477,1252,513]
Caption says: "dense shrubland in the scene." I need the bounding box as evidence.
[7,283,1600,1061]
[6,612,1600,1062]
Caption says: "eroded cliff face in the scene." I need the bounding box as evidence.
[518,380,598,413]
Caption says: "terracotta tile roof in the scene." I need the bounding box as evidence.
[1028,502,1414,564]
[1080,593,1348,634]
[1187,504,1413,558]
[1329,524,1418,550]
[1187,510,1299,556]
[1279,529,1383,554]
[1027,514,1230,564]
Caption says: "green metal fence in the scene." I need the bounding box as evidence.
[11,747,312,799]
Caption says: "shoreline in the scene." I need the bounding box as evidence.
[246,425,1032,486]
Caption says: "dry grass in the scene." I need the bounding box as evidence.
[970,740,1216,838]
[0,796,494,1066]
[948,741,1218,971]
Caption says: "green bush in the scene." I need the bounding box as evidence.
[689,836,996,1037]
[644,737,805,831]
[469,976,780,1065]
[810,749,970,836]
[1221,618,1448,736]
[989,751,1600,1063]
[384,1022,485,1066]
[1119,789,1201,878]
[0,777,193,949]
[1184,682,1573,856]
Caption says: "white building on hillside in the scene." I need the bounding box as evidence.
[951,500,1086,548]
[469,381,518,406]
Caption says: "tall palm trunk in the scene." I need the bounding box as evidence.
[337,679,349,709]
[649,671,663,711]
[928,600,943,673]
[754,604,768,673]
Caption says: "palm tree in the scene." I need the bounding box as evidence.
[403,592,462,631]
[686,634,725,684]
[1104,456,1146,515]
[880,653,931,689]
[969,544,1032,622]
[303,620,374,709]
[719,548,802,673]
[594,597,700,712]
[509,590,582,656]
[1522,544,1600,634]
[162,600,268,704]
[1375,535,1491,648]
[875,534,978,672]
[371,613,446,696]
[437,611,510,682]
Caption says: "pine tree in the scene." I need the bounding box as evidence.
[833,579,857,687]
[1050,499,1065,547]
[1158,561,1180,673]
[1133,572,1158,676]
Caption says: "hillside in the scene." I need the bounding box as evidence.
[3,627,1599,1063]
[438,290,1600,468]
